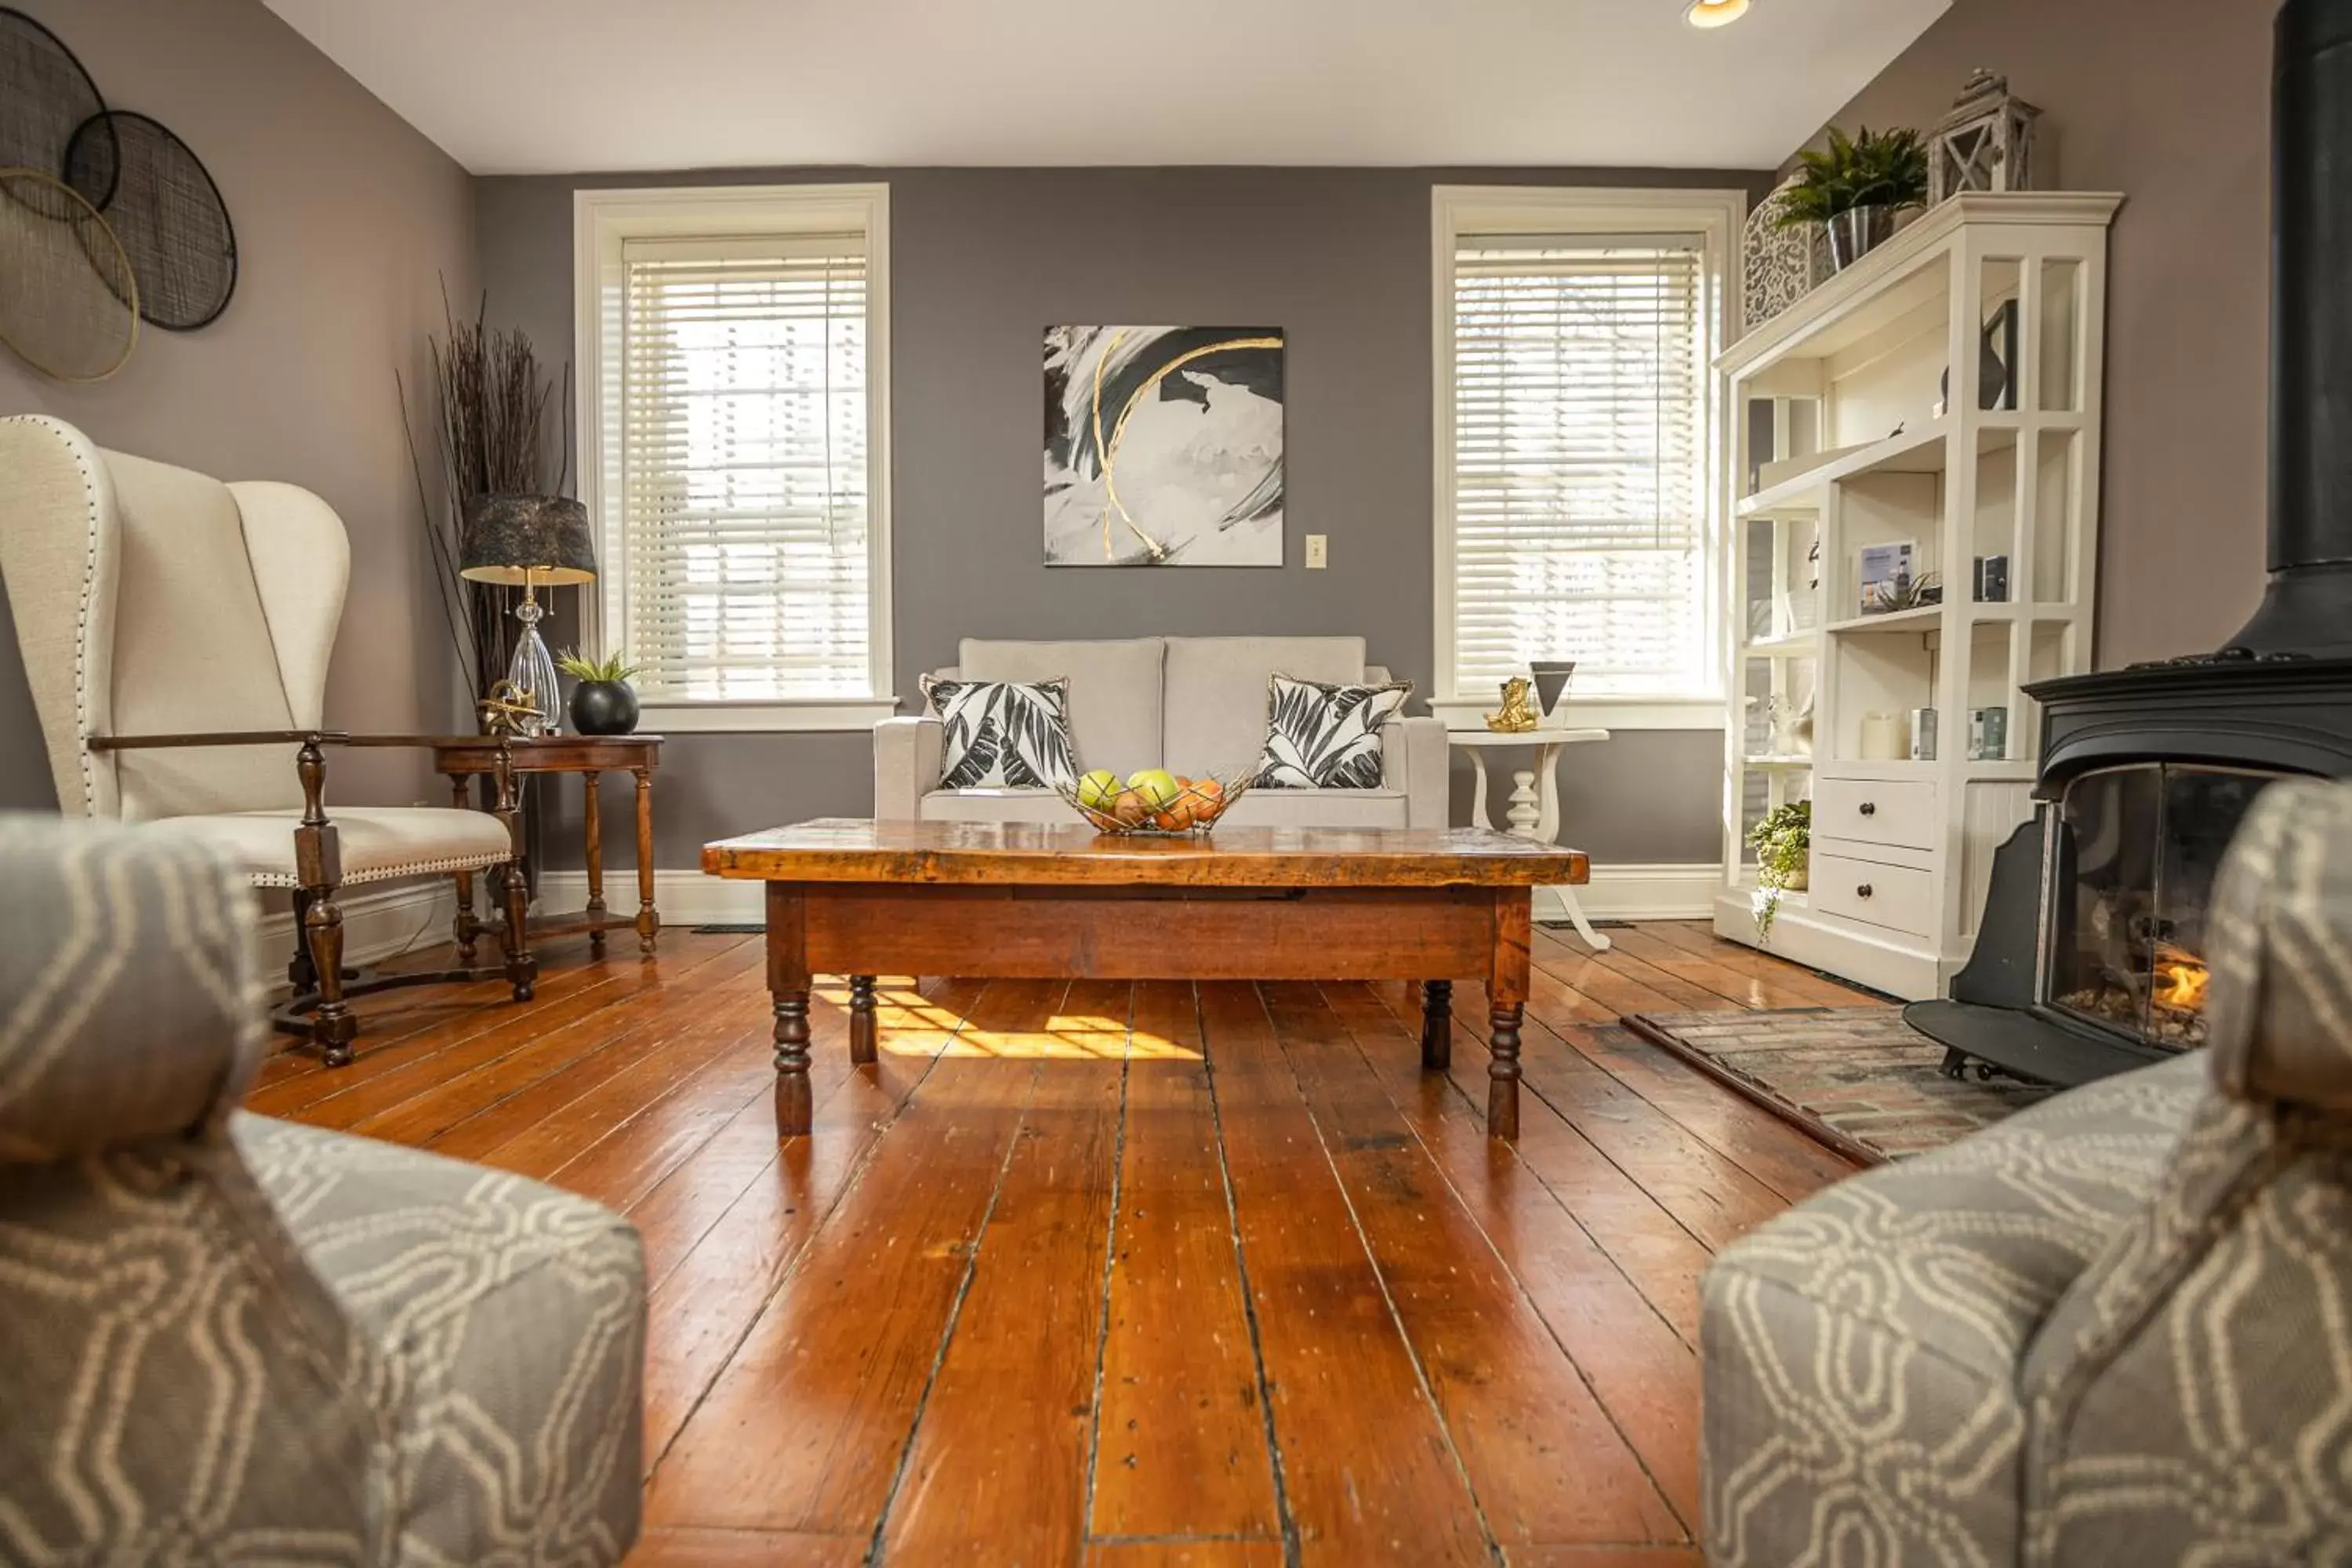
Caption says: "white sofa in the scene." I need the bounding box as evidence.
[874,635,1448,829]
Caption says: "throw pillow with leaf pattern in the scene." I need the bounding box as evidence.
[922,675,1081,790]
[1253,673,1412,789]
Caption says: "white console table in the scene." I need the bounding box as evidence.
[1449,727,1613,951]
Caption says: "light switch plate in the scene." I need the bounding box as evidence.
[1305,534,1328,569]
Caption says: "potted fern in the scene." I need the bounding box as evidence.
[1748,800,1812,945]
[557,648,641,735]
[1777,125,1929,270]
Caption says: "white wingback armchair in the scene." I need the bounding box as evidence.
[0,415,535,1065]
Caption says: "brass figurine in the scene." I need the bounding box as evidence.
[1485,677,1539,733]
[477,680,542,738]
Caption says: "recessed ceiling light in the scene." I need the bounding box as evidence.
[1686,0,1751,27]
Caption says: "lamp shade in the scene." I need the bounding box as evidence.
[459,493,597,586]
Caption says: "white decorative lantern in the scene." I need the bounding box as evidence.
[1928,69,2042,205]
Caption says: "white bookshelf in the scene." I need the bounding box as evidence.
[1714,193,2120,999]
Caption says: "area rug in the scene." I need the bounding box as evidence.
[1624,1007,2058,1165]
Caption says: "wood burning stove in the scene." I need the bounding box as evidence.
[2043,764,2270,1053]
[1907,0,2352,1085]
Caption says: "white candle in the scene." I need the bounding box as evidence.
[1860,712,1908,760]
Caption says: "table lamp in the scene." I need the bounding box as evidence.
[459,494,597,734]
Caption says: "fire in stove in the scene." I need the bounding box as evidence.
[2152,946,2210,1014]
[2057,937,2212,1051]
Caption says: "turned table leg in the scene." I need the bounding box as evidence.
[448,771,480,964]
[1487,891,1533,1139]
[583,769,607,951]
[849,975,878,1065]
[635,767,660,954]
[1421,980,1452,1070]
[768,883,812,1136]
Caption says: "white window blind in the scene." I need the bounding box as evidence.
[615,233,871,702]
[1448,235,1708,700]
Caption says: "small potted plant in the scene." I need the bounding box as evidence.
[557,648,641,736]
[1777,125,1929,270]
[1748,800,1812,944]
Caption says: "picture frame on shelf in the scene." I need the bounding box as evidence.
[1858,542,1916,615]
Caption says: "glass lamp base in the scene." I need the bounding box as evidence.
[506,597,561,736]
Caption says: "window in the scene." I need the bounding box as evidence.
[577,185,892,731]
[1433,187,1741,727]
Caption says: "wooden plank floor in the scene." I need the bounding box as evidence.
[250,920,1874,1566]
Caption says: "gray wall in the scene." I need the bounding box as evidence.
[477,166,1765,871]
[0,0,478,812]
[1803,0,2273,668]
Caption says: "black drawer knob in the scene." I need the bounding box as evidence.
[1859,801,1878,816]
[1857,884,1875,898]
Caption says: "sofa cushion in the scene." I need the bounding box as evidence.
[922,676,1080,790]
[1700,1054,2202,1565]
[1163,636,1366,777]
[961,637,1163,775]
[232,1113,645,1564]
[147,805,516,889]
[1254,675,1411,789]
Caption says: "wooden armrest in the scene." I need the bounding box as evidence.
[89,729,346,751]
[332,733,499,750]
[90,731,495,753]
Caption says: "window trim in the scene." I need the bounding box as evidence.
[574,182,895,733]
[1430,185,1744,732]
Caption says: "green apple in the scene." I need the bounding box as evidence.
[1076,769,1119,811]
[1127,768,1181,810]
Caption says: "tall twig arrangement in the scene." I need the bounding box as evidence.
[397,284,566,706]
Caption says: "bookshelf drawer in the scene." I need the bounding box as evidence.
[1816,777,1938,851]
[1811,850,1935,938]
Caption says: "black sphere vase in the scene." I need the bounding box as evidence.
[569,679,640,736]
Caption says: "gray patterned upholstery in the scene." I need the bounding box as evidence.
[1703,779,2352,1564]
[0,814,646,1565]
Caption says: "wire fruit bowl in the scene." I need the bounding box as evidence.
[1057,768,1255,837]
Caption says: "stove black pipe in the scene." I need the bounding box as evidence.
[2230,0,2352,655]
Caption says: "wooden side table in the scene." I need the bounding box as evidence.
[435,735,662,956]
[1447,726,1613,951]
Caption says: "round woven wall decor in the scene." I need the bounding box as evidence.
[0,7,115,213]
[0,165,137,381]
[65,110,234,330]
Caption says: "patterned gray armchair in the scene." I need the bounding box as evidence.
[0,814,646,1565]
[1703,778,2352,1564]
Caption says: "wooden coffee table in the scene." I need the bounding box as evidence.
[701,819,1589,1139]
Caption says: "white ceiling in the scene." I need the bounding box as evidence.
[262,0,1951,176]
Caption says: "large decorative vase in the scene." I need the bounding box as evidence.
[1825,205,1897,270]
[569,679,640,736]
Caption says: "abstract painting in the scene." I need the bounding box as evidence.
[1044,325,1284,566]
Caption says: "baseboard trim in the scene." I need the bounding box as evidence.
[252,880,458,989]
[1572,863,1722,923]
[539,862,1725,931]
[537,869,753,927]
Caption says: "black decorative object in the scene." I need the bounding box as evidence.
[1939,299,2019,414]
[0,166,137,381]
[64,110,235,330]
[0,8,114,216]
[568,680,640,737]
[1973,554,2010,603]
[1529,659,1577,719]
